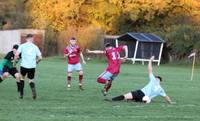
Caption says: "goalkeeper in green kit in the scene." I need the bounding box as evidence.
[0,44,23,98]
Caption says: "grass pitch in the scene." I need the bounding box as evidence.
[0,57,200,121]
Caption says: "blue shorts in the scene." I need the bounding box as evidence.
[98,71,118,81]
[0,69,3,76]
[68,63,82,73]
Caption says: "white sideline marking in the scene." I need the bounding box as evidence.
[125,115,200,119]
[163,104,197,108]
[16,104,199,110]
[46,115,200,119]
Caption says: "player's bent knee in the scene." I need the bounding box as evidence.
[124,93,133,100]
[21,76,25,80]
[78,70,83,75]
[3,72,9,78]
[29,80,34,83]
[68,72,72,76]
[15,73,21,80]
[97,77,106,84]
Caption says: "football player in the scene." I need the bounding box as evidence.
[0,44,22,98]
[111,56,174,104]
[87,43,128,96]
[64,37,86,90]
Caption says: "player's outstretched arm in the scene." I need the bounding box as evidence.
[122,45,128,59]
[164,96,175,104]
[86,49,105,54]
[80,52,86,64]
[148,56,154,75]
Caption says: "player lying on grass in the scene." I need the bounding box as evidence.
[0,44,22,98]
[111,56,174,104]
[86,43,128,96]
[64,37,86,90]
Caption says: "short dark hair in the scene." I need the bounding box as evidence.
[105,43,112,48]
[2,21,7,25]
[12,44,19,49]
[70,37,76,40]
[26,34,33,38]
[155,76,162,82]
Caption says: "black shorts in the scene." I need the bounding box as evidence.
[131,90,145,102]
[20,67,35,79]
[3,66,18,78]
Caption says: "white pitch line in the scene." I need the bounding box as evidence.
[125,115,200,119]
[162,104,198,108]
[43,115,200,119]
[9,104,199,110]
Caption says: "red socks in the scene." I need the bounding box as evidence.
[105,82,112,92]
[67,76,71,85]
[79,75,83,83]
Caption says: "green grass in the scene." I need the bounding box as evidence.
[0,57,200,121]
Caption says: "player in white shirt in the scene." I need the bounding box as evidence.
[111,56,174,104]
[14,34,42,99]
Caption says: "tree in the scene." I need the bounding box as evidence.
[164,25,200,60]
[0,0,28,29]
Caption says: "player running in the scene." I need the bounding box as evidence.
[86,43,128,96]
[111,56,174,104]
[0,44,22,98]
[14,34,42,99]
[64,37,86,90]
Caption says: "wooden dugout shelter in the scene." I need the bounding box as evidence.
[116,32,165,65]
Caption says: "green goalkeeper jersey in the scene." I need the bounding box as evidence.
[0,51,19,70]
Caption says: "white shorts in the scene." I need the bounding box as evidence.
[68,63,82,73]
[98,71,118,81]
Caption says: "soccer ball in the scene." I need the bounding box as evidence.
[87,57,91,61]
[142,96,151,104]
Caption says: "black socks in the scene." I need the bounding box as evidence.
[16,82,21,92]
[0,77,3,83]
[20,80,24,95]
[112,95,125,101]
[29,82,35,89]
[29,82,37,99]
